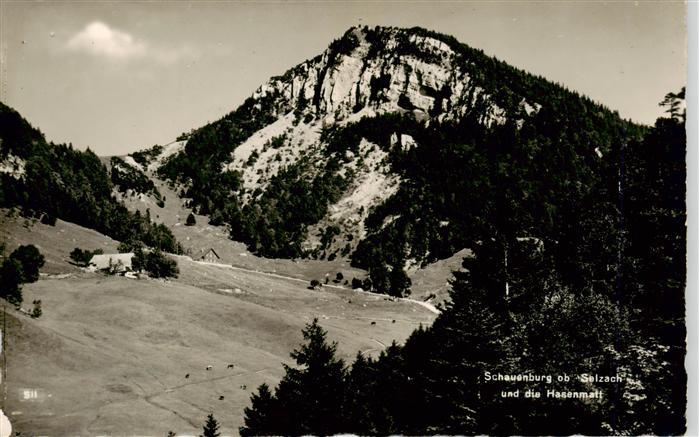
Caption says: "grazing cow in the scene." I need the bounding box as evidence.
[206,365,213,371]
[219,395,225,400]
[185,373,190,379]
[227,364,235,369]
[370,321,376,325]
[392,320,396,323]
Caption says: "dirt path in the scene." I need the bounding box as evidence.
[179,256,442,315]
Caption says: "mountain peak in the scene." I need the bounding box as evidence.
[252,24,515,129]
[153,25,638,294]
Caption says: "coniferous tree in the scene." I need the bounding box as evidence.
[200,413,220,437]
[240,384,277,437]
[240,319,346,436]
[422,253,513,434]
[342,352,380,434]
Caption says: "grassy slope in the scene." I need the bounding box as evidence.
[0,211,120,275]
[0,212,435,435]
[409,248,472,305]
[117,174,371,286]
[118,173,467,300]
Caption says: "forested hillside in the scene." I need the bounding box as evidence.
[0,102,181,253]
[238,92,686,435]
[151,25,645,296]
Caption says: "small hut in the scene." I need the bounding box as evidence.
[200,248,221,263]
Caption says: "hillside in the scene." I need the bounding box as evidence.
[0,213,436,435]
[109,163,455,304]
[0,102,181,255]
[138,25,643,296]
[234,91,686,436]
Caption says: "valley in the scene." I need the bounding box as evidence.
[0,212,437,435]
[0,18,686,435]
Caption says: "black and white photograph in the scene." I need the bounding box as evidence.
[0,1,692,435]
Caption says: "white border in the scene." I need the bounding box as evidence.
[687,1,697,435]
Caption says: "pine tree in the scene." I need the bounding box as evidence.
[388,260,411,297]
[241,318,346,436]
[420,251,513,435]
[342,352,377,433]
[200,413,220,437]
[239,384,277,436]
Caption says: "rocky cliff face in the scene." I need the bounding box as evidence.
[249,27,540,125]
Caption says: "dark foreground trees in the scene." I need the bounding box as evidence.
[240,318,347,436]
[238,90,687,435]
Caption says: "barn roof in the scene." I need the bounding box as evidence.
[89,253,134,270]
[202,248,221,259]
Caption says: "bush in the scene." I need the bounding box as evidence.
[133,248,179,278]
[70,247,103,267]
[351,278,363,289]
[9,244,45,283]
[40,213,56,226]
[309,279,321,290]
[31,299,42,318]
[69,248,87,265]
[186,213,197,226]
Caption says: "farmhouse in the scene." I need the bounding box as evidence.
[200,248,221,263]
[88,253,134,273]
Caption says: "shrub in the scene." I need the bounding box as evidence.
[186,213,197,226]
[133,248,179,279]
[40,213,56,226]
[351,278,363,289]
[105,259,125,275]
[31,299,42,318]
[9,244,44,283]
[70,247,103,267]
[70,248,88,265]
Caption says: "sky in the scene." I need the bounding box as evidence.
[0,1,687,156]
